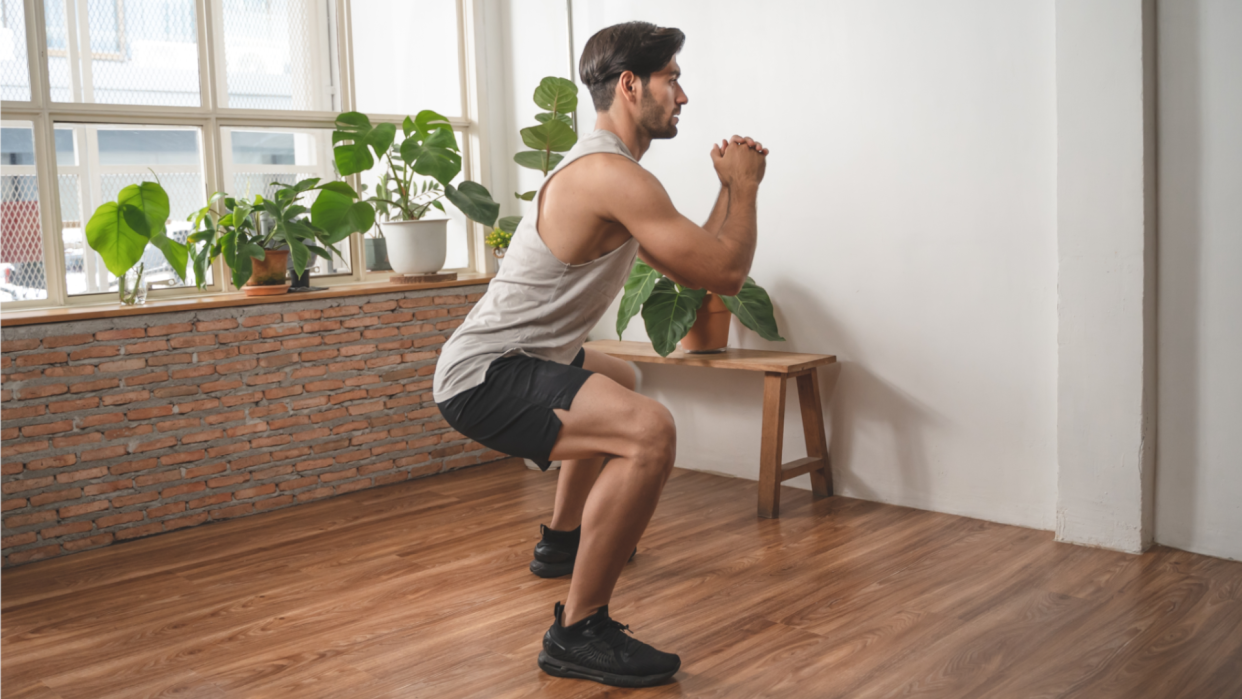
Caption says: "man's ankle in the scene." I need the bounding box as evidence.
[548,518,581,532]
[560,604,599,628]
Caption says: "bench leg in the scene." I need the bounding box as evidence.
[797,369,833,498]
[759,372,787,518]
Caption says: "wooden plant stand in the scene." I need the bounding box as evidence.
[585,340,837,518]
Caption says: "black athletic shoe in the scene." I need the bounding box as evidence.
[538,602,680,687]
[529,525,637,578]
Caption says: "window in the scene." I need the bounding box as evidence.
[0,0,485,311]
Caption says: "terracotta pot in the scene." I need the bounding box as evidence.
[680,292,731,353]
[244,249,290,296]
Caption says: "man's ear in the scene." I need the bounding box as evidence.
[617,70,640,105]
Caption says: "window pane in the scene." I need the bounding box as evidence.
[1,123,48,300]
[359,128,469,272]
[57,124,207,296]
[221,127,351,276]
[1,0,32,100]
[219,0,340,111]
[353,0,461,117]
[46,0,201,106]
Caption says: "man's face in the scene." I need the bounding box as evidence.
[639,58,688,139]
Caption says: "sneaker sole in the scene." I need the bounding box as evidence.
[529,548,638,579]
[538,650,678,688]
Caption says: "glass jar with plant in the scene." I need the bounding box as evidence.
[84,180,190,305]
[616,260,786,356]
[332,110,499,276]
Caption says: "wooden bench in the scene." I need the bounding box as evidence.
[585,340,837,518]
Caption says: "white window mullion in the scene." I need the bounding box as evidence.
[31,117,68,306]
[21,0,47,108]
[73,0,94,103]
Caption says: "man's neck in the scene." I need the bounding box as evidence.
[594,112,651,161]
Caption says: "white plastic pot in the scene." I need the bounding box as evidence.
[382,219,448,275]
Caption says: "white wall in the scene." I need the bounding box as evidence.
[542,0,1059,530]
[1156,0,1242,561]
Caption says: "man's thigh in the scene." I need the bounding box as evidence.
[550,373,668,462]
[581,347,636,391]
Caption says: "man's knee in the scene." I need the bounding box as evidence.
[628,404,676,473]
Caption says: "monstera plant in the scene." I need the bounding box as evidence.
[616,260,786,357]
[85,180,189,304]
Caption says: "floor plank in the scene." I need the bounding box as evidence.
[3,459,1241,698]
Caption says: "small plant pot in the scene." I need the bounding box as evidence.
[244,249,291,296]
[492,246,506,271]
[680,292,731,353]
[383,219,448,275]
[365,238,392,271]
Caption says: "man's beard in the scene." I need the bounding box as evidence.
[640,91,678,139]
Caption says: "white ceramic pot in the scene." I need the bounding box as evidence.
[382,219,448,275]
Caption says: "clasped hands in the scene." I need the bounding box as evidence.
[711,134,768,188]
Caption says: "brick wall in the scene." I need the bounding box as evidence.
[0,284,503,567]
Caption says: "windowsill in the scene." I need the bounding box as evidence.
[0,274,494,328]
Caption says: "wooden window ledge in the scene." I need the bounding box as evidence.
[0,275,494,328]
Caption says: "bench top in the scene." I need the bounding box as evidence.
[585,340,836,375]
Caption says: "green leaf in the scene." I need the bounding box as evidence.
[514,150,563,171]
[520,119,577,153]
[311,187,375,239]
[515,190,536,201]
[533,76,578,114]
[118,182,170,239]
[497,216,522,234]
[617,260,661,339]
[85,202,149,277]
[333,111,377,176]
[641,279,707,357]
[535,112,574,127]
[720,278,786,342]
[402,116,416,139]
[287,234,311,277]
[413,109,453,135]
[401,134,462,186]
[148,233,189,282]
[316,180,358,197]
[444,182,499,227]
[367,122,397,158]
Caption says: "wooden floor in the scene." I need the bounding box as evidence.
[3,460,1241,699]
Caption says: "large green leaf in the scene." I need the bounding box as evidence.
[287,233,311,278]
[118,182,170,239]
[497,215,522,234]
[401,131,462,186]
[85,202,149,277]
[720,278,786,342]
[642,278,707,357]
[148,233,189,282]
[444,181,499,227]
[535,112,574,127]
[617,260,661,339]
[333,112,379,176]
[311,186,375,240]
[514,150,563,172]
[533,76,578,114]
[413,109,453,135]
[520,119,577,153]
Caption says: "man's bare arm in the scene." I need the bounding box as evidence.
[703,186,729,234]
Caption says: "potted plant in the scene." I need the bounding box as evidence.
[484,227,512,269]
[363,227,391,272]
[491,76,582,245]
[615,260,786,356]
[188,178,371,295]
[332,110,499,275]
[84,180,190,305]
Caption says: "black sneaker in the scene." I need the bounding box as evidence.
[529,525,637,578]
[538,602,680,687]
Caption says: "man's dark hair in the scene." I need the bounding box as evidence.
[579,21,685,112]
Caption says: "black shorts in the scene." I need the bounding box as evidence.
[436,348,591,471]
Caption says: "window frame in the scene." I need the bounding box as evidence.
[0,0,490,313]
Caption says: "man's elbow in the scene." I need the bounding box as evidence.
[709,271,746,297]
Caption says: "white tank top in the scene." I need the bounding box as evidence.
[433,129,642,403]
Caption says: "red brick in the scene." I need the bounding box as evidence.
[250,435,291,449]
[40,333,93,349]
[249,404,288,419]
[332,420,369,435]
[272,446,312,461]
[201,379,241,394]
[3,532,41,548]
[263,386,302,400]
[208,474,249,488]
[17,384,68,400]
[2,338,41,351]
[466,293,484,302]
[146,352,192,367]
[30,486,82,506]
[187,492,232,510]
[41,521,94,538]
[2,461,23,475]
[334,479,371,495]
[432,445,465,459]
[115,523,164,541]
[347,401,385,416]
[382,367,421,382]
[302,320,341,333]
[135,470,182,487]
[212,331,256,346]
[261,325,302,339]
[335,450,370,464]
[7,545,61,564]
[2,497,28,512]
[209,503,253,520]
[279,475,319,491]
[44,365,96,378]
[242,313,282,328]
[4,405,46,419]
[235,483,277,500]
[226,422,268,438]
[124,371,168,387]
[312,438,350,454]
[364,300,399,312]
[156,417,200,432]
[295,458,334,473]
[329,360,367,373]
[133,436,178,453]
[173,398,218,413]
[254,494,293,511]
[245,372,285,386]
[217,358,258,374]
[196,347,240,362]
[128,405,175,421]
[368,384,404,399]
[281,336,323,350]
[291,427,331,442]
[146,322,193,337]
[164,512,210,531]
[124,340,167,354]
[153,386,199,399]
[330,389,367,405]
[343,316,379,329]
[297,486,334,503]
[221,391,263,407]
[320,467,359,483]
[182,428,225,444]
[21,420,73,438]
[169,334,216,350]
[406,434,440,450]
[55,434,106,450]
[95,329,144,341]
[311,408,348,424]
[109,458,158,476]
[284,310,322,322]
[185,462,226,479]
[84,479,132,496]
[97,511,145,528]
[350,431,389,447]
[371,441,408,456]
[161,450,205,466]
[70,346,121,361]
[323,332,362,346]
[299,349,338,362]
[55,465,108,484]
[322,306,360,319]
[380,312,414,324]
[103,390,150,406]
[252,464,294,480]
[196,318,239,332]
[62,532,116,551]
[58,499,109,517]
[207,442,249,458]
[230,453,272,470]
[385,395,422,410]
[258,352,300,369]
[171,365,216,380]
[433,294,466,305]
[24,453,77,473]
[345,375,381,387]
[5,440,49,457]
[424,419,449,432]
[6,509,57,527]
[291,396,330,410]
[240,341,283,355]
[305,380,344,393]
[398,297,434,308]
[364,327,401,341]
[413,335,447,349]
[16,352,69,367]
[161,482,206,499]
[339,344,377,358]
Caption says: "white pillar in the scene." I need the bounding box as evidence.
[1054,0,1158,553]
